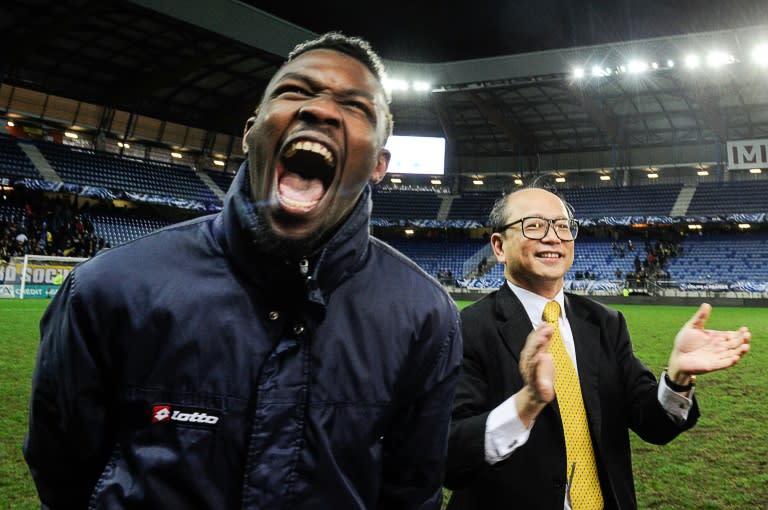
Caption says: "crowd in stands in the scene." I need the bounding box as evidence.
[1,195,107,263]
[624,238,684,283]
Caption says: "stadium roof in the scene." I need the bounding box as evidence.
[2,0,768,188]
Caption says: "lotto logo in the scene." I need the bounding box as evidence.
[152,405,171,423]
[150,403,220,428]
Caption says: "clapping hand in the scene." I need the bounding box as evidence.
[516,323,557,425]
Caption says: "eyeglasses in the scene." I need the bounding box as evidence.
[496,216,579,241]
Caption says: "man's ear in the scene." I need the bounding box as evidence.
[242,115,256,154]
[370,148,391,184]
[490,232,506,262]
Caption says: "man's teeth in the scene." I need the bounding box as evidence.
[539,253,561,258]
[280,195,319,210]
[283,140,334,166]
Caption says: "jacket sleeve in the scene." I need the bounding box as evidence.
[443,312,498,490]
[23,270,114,508]
[377,307,463,510]
[612,310,700,443]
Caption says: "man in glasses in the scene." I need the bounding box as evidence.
[444,187,750,510]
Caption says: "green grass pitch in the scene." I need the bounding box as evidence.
[1,299,765,509]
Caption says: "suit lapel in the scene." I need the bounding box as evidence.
[494,284,534,362]
[565,294,603,443]
[492,286,604,441]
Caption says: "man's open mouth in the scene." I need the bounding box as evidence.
[277,139,336,213]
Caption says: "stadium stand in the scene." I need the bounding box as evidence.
[205,170,235,194]
[32,139,220,205]
[383,237,488,283]
[562,184,682,217]
[0,133,40,180]
[445,191,500,220]
[2,133,767,295]
[686,181,768,215]
[90,214,173,247]
[371,189,443,220]
[665,233,768,281]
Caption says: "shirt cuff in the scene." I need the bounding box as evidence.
[658,372,695,424]
[484,393,534,464]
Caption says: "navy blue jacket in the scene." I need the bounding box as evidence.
[24,164,462,509]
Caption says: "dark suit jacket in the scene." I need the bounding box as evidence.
[445,284,699,510]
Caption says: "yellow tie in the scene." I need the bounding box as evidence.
[543,301,603,510]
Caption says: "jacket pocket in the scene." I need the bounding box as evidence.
[87,387,248,508]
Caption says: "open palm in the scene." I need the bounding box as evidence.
[668,303,751,377]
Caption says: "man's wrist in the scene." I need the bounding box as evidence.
[663,369,696,392]
[516,386,547,427]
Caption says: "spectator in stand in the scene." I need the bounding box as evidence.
[15,231,28,252]
[25,32,461,510]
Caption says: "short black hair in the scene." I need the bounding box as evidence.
[288,32,388,92]
[287,32,393,137]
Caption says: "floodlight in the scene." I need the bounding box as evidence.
[666,59,675,68]
[591,65,605,77]
[213,160,225,166]
[472,179,484,185]
[64,131,79,139]
[6,121,14,127]
[599,175,611,181]
[413,81,431,92]
[555,176,566,183]
[706,50,734,68]
[390,177,402,183]
[430,179,442,185]
[697,170,709,176]
[749,168,762,174]
[684,54,700,69]
[647,172,659,179]
[573,67,585,79]
[753,43,768,66]
[514,178,524,185]
[383,78,408,93]
[738,224,751,229]
[627,60,648,74]
[171,152,183,159]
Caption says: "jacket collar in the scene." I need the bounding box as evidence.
[215,161,372,305]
